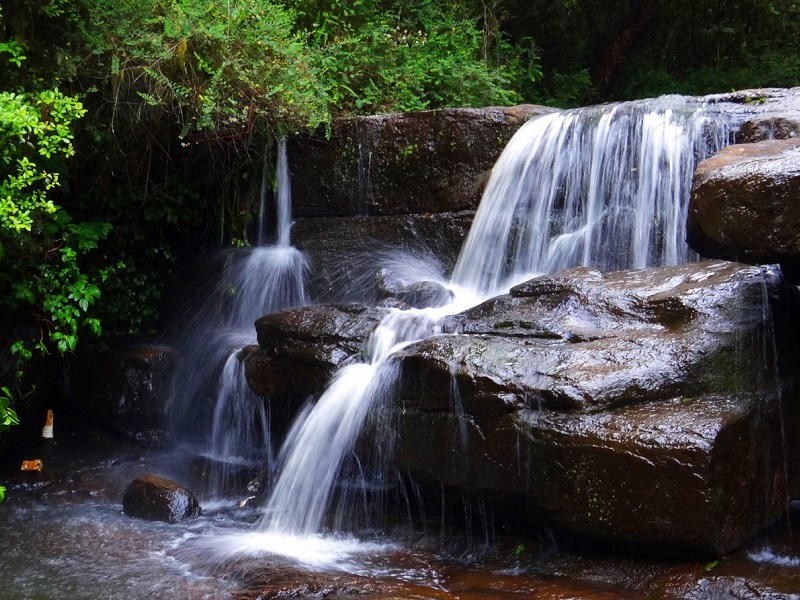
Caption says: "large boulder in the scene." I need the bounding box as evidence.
[246,304,388,431]
[390,261,800,555]
[687,139,800,282]
[70,345,174,447]
[289,106,555,219]
[122,474,201,523]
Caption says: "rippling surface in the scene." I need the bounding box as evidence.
[1,431,799,600]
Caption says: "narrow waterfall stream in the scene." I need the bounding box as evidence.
[168,137,307,497]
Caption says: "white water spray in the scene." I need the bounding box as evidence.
[169,137,307,496]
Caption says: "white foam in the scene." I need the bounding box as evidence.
[748,548,800,567]
[179,530,393,571]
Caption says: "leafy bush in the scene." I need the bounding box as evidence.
[72,0,523,142]
[0,84,110,351]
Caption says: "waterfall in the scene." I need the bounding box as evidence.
[256,137,293,248]
[275,137,293,248]
[451,96,738,296]
[261,309,443,535]
[201,96,744,549]
[168,138,307,497]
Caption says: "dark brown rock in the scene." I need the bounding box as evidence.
[71,345,174,447]
[393,280,455,309]
[293,212,474,302]
[687,139,800,281]
[246,304,388,427]
[392,261,798,555]
[122,474,201,523]
[375,269,454,309]
[289,106,556,219]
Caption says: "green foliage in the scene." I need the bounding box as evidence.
[0,386,20,432]
[72,0,523,142]
[0,385,19,504]
[91,243,173,338]
[290,0,522,113]
[0,84,108,358]
[12,212,111,354]
[0,5,111,387]
[0,90,86,232]
[74,0,329,138]
[0,41,26,68]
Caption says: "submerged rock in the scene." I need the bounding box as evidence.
[122,474,201,523]
[687,139,800,282]
[392,260,800,555]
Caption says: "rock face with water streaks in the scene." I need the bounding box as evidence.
[392,261,799,555]
[289,106,554,219]
[687,139,800,283]
[246,304,388,430]
[288,106,554,301]
[122,474,201,523]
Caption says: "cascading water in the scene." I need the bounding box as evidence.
[248,96,743,537]
[451,96,740,296]
[189,96,750,564]
[260,311,436,536]
[168,137,307,497]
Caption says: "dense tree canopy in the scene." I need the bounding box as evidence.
[0,0,798,411]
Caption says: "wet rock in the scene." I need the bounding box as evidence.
[687,139,800,282]
[246,304,388,430]
[70,345,173,447]
[375,269,454,309]
[375,268,407,299]
[293,212,472,302]
[709,87,800,143]
[289,106,555,219]
[394,280,455,309]
[122,474,201,523]
[735,117,800,142]
[392,261,799,555]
